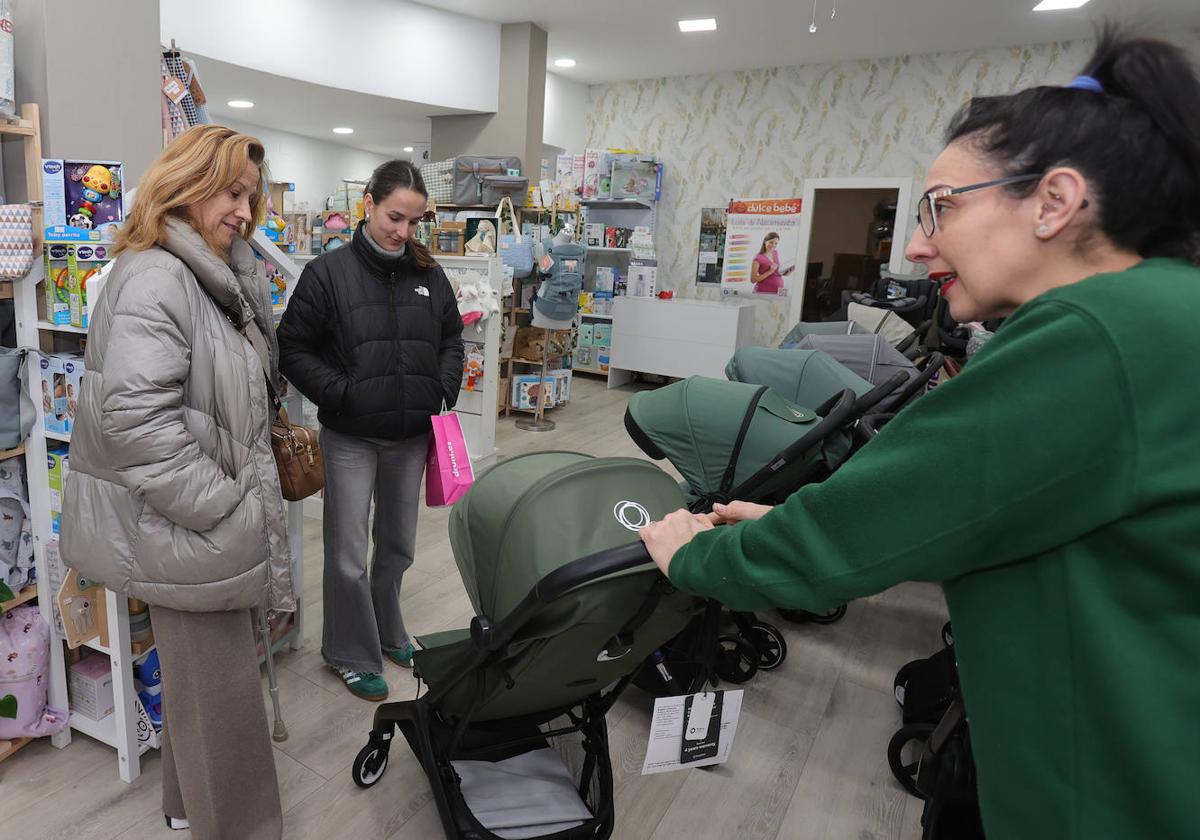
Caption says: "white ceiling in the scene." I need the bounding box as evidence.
[415,0,1200,84]
[194,53,475,156]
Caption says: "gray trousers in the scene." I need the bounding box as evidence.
[320,426,428,673]
[151,605,282,840]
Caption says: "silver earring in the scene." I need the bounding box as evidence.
[1037,224,1050,236]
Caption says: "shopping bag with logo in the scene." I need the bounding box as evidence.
[426,410,475,507]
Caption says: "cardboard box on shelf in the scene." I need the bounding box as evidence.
[42,160,124,242]
[47,445,69,535]
[40,355,69,435]
[43,242,71,325]
[67,243,113,329]
[69,654,114,721]
[62,355,85,432]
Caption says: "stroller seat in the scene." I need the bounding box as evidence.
[353,452,704,840]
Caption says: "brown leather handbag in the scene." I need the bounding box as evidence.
[269,403,324,502]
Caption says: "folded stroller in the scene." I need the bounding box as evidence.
[724,346,873,408]
[625,378,860,686]
[780,335,943,413]
[352,452,704,840]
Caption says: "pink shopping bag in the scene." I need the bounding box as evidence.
[426,411,475,507]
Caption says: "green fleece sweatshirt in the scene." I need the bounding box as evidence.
[669,258,1200,840]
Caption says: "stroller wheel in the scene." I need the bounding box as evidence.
[352,742,389,788]
[808,604,847,625]
[941,621,954,648]
[715,634,759,684]
[887,723,935,799]
[893,659,921,707]
[747,622,787,670]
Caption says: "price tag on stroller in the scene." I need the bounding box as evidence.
[681,691,722,764]
[641,689,743,775]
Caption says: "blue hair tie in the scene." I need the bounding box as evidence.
[1067,75,1104,93]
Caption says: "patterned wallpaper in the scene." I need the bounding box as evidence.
[585,30,1200,345]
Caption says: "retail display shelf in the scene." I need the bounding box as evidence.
[0,584,38,610]
[0,444,26,460]
[38,321,87,334]
[587,247,631,254]
[580,313,613,320]
[69,710,153,755]
[583,199,653,210]
[45,430,71,444]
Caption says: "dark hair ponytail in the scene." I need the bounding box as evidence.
[945,24,1200,264]
[365,159,438,269]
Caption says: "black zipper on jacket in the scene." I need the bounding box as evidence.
[389,273,404,419]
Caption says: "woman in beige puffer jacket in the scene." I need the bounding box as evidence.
[61,126,292,840]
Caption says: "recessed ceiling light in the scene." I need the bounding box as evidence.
[403,146,414,152]
[554,58,577,68]
[227,100,254,108]
[1032,0,1089,9]
[678,18,717,33]
[332,127,354,135]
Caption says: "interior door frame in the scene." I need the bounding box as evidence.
[786,176,915,327]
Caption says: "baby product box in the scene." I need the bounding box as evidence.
[512,375,554,411]
[571,154,585,198]
[62,354,86,431]
[629,261,658,298]
[47,445,69,535]
[43,242,71,325]
[42,160,124,242]
[610,156,661,202]
[67,243,112,328]
[551,369,571,404]
[592,323,613,349]
[40,355,69,435]
[69,654,114,721]
[578,323,594,345]
[585,223,606,248]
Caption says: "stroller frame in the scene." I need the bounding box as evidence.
[354,542,678,840]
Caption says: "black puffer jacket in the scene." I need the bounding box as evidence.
[278,224,464,440]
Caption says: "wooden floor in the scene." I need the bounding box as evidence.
[3,375,947,840]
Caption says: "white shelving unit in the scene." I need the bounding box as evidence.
[436,254,501,462]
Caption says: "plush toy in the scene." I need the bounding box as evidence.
[463,348,485,391]
[76,165,120,223]
[323,212,349,232]
[265,212,287,233]
[134,649,162,729]
[455,273,500,326]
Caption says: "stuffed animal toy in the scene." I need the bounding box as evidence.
[455,273,500,326]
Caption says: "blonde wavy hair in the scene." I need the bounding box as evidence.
[114,125,267,255]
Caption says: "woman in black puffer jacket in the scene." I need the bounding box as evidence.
[278,161,463,701]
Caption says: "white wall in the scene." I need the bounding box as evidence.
[543,72,589,153]
[160,0,500,113]
[222,118,391,212]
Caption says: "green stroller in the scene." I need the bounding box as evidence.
[351,452,705,840]
[624,378,861,687]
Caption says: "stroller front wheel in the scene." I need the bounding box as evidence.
[748,622,787,670]
[715,634,759,684]
[352,742,389,788]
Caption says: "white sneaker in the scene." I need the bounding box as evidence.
[165,815,190,830]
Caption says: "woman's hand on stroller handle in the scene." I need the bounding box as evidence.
[640,510,714,576]
[708,501,773,526]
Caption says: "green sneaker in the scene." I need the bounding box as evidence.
[330,665,388,701]
[384,643,416,669]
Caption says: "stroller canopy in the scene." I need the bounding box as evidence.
[449,452,686,622]
[779,320,868,346]
[626,377,827,505]
[789,333,917,410]
[725,346,873,407]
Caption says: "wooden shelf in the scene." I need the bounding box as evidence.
[0,737,34,764]
[510,355,568,365]
[0,584,38,611]
[0,444,25,460]
[583,199,653,210]
[588,247,631,254]
[580,313,613,320]
[0,118,37,137]
[45,430,71,444]
[38,320,87,334]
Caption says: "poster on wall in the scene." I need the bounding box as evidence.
[695,208,728,285]
[720,198,803,297]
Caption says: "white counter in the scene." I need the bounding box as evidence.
[608,297,757,386]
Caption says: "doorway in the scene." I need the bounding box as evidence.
[787,178,914,326]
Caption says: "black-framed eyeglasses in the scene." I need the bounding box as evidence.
[916,173,1045,238]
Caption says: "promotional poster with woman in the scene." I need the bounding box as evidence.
[719,198,802,296]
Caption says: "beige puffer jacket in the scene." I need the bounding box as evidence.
[62,218,294,612]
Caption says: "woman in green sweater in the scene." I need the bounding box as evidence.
[640,28,1200,840]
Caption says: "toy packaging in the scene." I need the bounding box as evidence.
[610,156,661,202]
[593,323,613,349]
[43,242,71,325]
[67,243,112,328]
[512,375,556,411]
[42,160,124,242]
[68,653,114,721]
[571,154,585,198]
[40,355,68,434]
[62,354,85,431]
[260,258,288,309]
[575,344,595,368]
[551,369,571,404]
[578,323,594,346]
[585,223,606,247]
[46,445,69,535]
